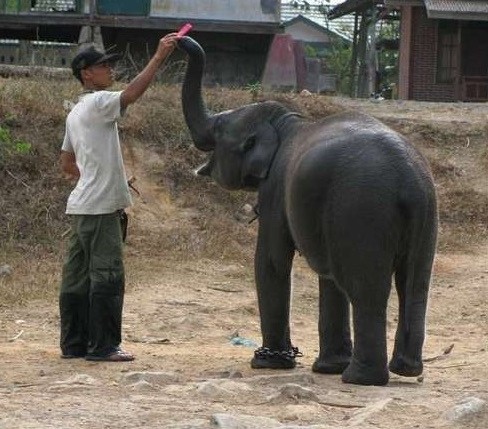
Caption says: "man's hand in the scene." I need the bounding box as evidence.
[120,32,179,110]
[153,33,179,61]
[60,150,80,181]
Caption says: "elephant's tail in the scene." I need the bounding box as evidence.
[401,195,437,341]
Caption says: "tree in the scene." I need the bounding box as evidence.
[376,16,400,97]
[324,39,352,95]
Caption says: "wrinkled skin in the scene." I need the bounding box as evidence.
[178,37,438,386]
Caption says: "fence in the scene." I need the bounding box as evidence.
[0,0,81,13]
[461,76,488,102]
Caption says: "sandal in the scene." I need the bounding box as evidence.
[85,348,135,362]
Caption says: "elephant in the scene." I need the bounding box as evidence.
[177,36,438,386]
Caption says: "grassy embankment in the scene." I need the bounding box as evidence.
[1,77,487,305]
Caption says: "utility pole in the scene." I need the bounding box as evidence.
[89,0,95,42]
[78,1,104,50]
[356,6,378,98]
[349,12,359,98]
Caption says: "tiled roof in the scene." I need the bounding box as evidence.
[425,0,488,13]
[385,0,488,19]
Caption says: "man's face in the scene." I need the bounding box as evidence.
[82,61,115,89]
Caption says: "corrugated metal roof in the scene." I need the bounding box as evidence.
[425,0,488,13]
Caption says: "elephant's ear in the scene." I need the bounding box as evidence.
[241,123,279,182]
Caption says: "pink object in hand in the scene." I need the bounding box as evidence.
[177,23,193,37]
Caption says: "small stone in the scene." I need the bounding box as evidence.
[130,380,157,391]
[229,370,243,379]
[197,380,252,398]
[242,203,254,213]
[0,264,12,277]
[445,397,486,421]
[122,371,180,386]
[267,384,320,404]
[212,413,282,428]
[56,374,99,386]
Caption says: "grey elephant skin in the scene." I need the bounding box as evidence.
[177,37,438,386]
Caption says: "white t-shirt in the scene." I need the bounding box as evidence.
[62,90,132,215]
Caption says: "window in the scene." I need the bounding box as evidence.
[437,21,459,83]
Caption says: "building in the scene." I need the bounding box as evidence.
[283,13,351,55]
[0,0,281,85]
[281,0,356,40]
[267,14,351,93]
[386,0,488,101]
[328,0,397,98]
[0,1,368,91]
[260,1,354,93]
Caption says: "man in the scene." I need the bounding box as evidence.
[59,34,179,362]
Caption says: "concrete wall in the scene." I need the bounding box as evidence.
[0,27,271,86]
[0,40,74,67]
[107,29,272,86]
[150,0,280,22]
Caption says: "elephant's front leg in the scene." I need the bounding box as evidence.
[250,214,297,370]
[312,277,352,374]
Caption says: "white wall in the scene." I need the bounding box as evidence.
[151,0,280,22]
[285,21,331,43]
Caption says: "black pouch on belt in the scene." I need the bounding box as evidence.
[118,209,128,242]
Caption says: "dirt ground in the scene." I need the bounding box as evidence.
[0,98,487,429]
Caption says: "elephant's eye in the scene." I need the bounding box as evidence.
[213,116,224,133]
[242,135,256,152]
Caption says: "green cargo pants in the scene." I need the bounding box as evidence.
[59,212,125,358]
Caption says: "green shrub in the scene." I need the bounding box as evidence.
[0,124,32,166]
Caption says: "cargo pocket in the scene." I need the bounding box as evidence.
[91,254,125,295]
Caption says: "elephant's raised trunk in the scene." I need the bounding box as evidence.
[178,36,215,151]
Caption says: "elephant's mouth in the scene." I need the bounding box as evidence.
[195,157,260,190]
[241,175,260,190]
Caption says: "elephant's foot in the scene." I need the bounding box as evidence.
[250,346,302,370]
[312,355,350,374]
[341,359,389,386]
[389,354,423,377]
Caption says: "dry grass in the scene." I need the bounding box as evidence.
[1,77,487,304]
[383,118,488,251]
[0,247,61,304]
[481,144,488,169]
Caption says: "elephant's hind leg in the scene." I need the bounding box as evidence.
[389,188,437,377]
[312,277,352,374]
[389,242,434,377]
[341,279,391,386]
